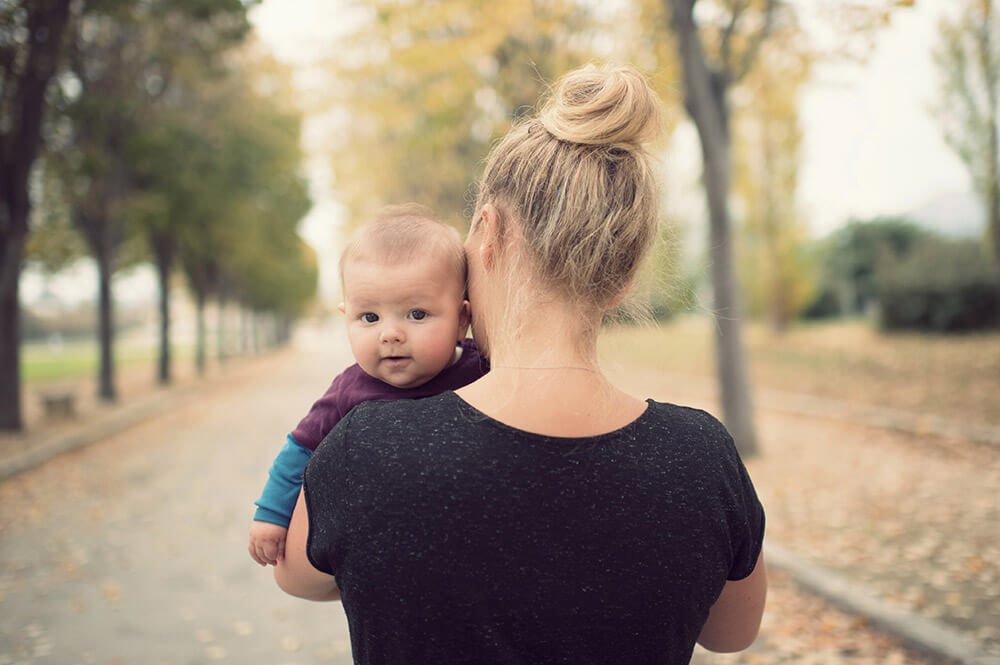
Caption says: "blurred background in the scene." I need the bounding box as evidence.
[2,0,999,663]
[6,0,999,430]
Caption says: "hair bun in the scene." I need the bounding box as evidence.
[539,64,662,147]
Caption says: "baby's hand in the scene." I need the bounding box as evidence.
[248,520,288,567]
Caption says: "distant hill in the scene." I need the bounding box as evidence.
[904,192,984,239]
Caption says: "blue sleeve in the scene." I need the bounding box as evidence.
[253,435,314,527]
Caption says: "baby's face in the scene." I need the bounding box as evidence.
[340,255,469,389]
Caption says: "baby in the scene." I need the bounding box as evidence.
[248,207,488,566]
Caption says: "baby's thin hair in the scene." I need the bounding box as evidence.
[340,204,467,290]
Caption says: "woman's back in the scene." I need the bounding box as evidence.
[304,392,764,665]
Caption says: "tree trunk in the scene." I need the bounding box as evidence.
[95,245,116,402]
[0,228,24,430]
[983,0,1000,327]
[669,0,759,456]
[240,306,250,354]
[216,283,228,364]
[280,317,290,345]
[195,288,206,376]
[761,117,788,333]
[251,309,259,354]
[989,134,1000,327]
[155,251,172,385]
[987,80,1000,328]
[0,0,74,431]
[704,141,759,456]
[770,260,789,333]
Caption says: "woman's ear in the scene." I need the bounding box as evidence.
[606,277,636,310]
[477,203,500,270]
[337,302,346,314]
[457,300,471,339]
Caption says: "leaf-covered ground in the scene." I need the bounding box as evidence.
[692,570,935,665]
[601,316,1000,428]
[601,317,1000,658]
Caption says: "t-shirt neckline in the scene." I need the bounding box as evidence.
[445,391,655,444]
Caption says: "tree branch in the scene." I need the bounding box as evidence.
[978,0,998,120]
[732,0,777,83]
[667,0,730,144]
[720,0,750,72]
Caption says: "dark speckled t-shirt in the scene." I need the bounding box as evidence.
[303,392,764,665]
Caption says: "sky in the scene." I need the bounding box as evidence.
[246,0,978,239]
[22,0,980,307]
[795,2,973,235]
[251,0,979,301]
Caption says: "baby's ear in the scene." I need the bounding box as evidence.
[458,300,471,339]
[337,302,346,314]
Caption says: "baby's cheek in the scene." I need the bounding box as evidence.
[425,336,455,366]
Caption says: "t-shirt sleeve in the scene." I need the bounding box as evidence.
[723,434,765,581]
[302,409,353,576]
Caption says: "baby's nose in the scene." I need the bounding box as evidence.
[380,325,404,343]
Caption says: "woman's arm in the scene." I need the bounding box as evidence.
[697,550,767,652]
[273,490,341,601]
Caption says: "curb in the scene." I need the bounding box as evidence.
[0,383,202,483]
[767,543,1000,665]
[0,349,293,483]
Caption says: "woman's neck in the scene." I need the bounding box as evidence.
[458,298,647,437]
[485,300,600,371]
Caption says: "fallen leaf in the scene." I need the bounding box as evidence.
[102,582,121,604]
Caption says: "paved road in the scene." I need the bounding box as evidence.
[0,323,356,665]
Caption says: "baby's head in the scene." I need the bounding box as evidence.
[338,206,470,389]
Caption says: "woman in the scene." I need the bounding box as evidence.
[275,64,766,664]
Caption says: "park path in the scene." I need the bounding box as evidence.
[0,320,957,665]
[0,322,357,664]
[604,364,1000,663]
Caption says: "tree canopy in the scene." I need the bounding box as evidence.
[5,0,316,428]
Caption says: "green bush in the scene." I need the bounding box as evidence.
[875,238,1000,331]
[806,217,933,318]
[800,286,841,320]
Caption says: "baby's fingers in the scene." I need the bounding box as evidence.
[259,539,281,566]
[248,539,268,567]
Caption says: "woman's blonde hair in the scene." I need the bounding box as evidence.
[474,64,662,311]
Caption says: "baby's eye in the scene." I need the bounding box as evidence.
[361,312,379,323]
[408,309,427,321]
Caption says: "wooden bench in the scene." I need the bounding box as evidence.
[40,390,77,420]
